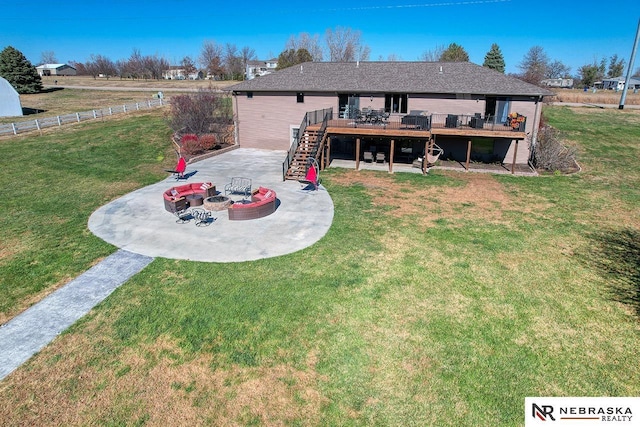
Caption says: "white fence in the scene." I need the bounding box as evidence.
[0,98,167,136]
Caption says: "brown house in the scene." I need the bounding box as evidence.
[229,61,553,176]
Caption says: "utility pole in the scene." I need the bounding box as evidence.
[619,18,640,110]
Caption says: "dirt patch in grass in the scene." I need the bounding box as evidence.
[331,170,512,225]
[0,334,328,426]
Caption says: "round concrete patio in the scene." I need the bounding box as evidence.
[88,148,334,262]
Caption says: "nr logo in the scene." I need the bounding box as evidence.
[532,403,556,421]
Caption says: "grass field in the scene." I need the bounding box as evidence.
[40,75,239,90]
[0,104,638,426]
[0,76,238,125]
[550,88,640,105]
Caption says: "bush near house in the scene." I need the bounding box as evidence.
[168,89,234,157]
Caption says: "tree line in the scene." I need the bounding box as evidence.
[2,25,639,94]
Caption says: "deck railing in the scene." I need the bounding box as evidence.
[324,111,527,133]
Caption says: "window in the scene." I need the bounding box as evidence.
[384,94,408,114]
[485,97,511,123]
[297,92,304,103]
[247,92,253,99]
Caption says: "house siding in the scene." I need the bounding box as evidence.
[235,92,336,150]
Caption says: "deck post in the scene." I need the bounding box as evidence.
[389,139,395,173]
[511,140,518,174]
[355,137,361,170]
[326,137,331,169]
[423,138,430,174]
[465,140,472,171]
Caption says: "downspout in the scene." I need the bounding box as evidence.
[233,91,240,147]
[529,95,542,165]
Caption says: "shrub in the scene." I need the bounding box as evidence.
[167,88,234,135]
[199,133,217,150]
[180,134,204,156]
[180,134,198,144]
[532,125,578,172]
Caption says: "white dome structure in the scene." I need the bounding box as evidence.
[0,76,23,117]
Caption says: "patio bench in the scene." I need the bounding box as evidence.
[224,177,252,198]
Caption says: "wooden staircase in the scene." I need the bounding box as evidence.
[284,127,323,181]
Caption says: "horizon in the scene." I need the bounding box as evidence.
[2,0,639,77]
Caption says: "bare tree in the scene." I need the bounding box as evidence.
[239,46,256,79]
[286,33,324,61]
[546,60,571,79]
[181,56,197,76]
[387,53,402,61]
[223,43,243,80]
[125,49,145,79]
[69,60,87,75]
[167,88,233,137]
[325,27,369,62]
[85,54,116,79]
[143,55,168,80]
[419,45,445,61]
[199,40,224,80]
[40,50,57,65]
[518,46,549,85]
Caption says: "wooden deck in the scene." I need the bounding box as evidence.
[312,118,527,140]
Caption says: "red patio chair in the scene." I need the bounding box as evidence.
[167,156,187,180]
[300,158,319,191]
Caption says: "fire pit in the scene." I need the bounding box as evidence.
[203,195,232,211]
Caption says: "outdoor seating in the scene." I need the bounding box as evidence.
[166,156,187,180]
[376,152,385,163]
[299,159,320,191]
[401,112,430,129]
[363,151,373,162]
[228,186,277,220]
[163,182,216,213]
[224,177,252,198]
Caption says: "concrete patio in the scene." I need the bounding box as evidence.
[89,148,335,262]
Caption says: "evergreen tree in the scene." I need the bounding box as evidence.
[439,43,469,62]
[276,48,312,70]
[0,46,42,94]
[483,43,505,73]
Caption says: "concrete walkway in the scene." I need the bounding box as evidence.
[0,250,153,381]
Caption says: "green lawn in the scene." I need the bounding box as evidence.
[0,106,638,426]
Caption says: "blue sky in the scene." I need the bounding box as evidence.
[2,0,639,75]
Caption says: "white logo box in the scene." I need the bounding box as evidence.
[525,397,640,426]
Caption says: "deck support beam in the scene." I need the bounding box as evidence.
[465,140,472,171]
[511,140,518,174]
[355,137,361,171]
[423,138,431,174]
[389,139,395,173]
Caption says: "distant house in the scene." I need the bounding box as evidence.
[600,76,640,91]
[163,66,201,80]
[245,59,278,80]
[229,61,553,173]
[163,66,186,80]
[541,78,574,88]
[0,76,23,117]
[36,63,77,76]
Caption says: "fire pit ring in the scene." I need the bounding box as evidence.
[203,195,232,211]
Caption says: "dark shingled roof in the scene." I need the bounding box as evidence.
[230,61,554,97]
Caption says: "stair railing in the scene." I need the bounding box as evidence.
[282,108,333,180]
